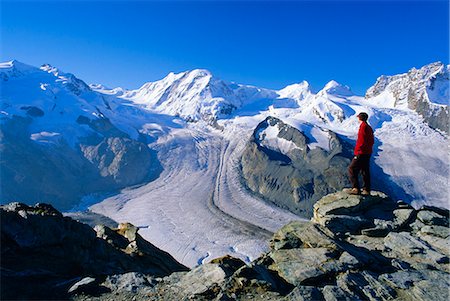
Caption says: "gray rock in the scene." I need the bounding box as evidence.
[378,270,449,290]
[345,235,386,252]
[392,208,416,229]
[417,234,450,255]
[417,210,449,227]
[313,190,389,219]
[419,225,450,238]
[269,248,343,286]
[80,136,154,187]
[312,191,398,235]
[209,255,246,276]
[321,285,356,301]
[173,263,227,296]
[361,225,392,237]
[270,221,338,251]
[316,214,372,235]
[409,219,427,232]
[404,279,450,301]
[384,232,448,265]
[102,272,155,293]
[382,269,450,301]
[227,257,293,296]
[337,271,396,301]
[285,286,324,301]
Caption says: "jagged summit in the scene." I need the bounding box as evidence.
[366,61,449,132]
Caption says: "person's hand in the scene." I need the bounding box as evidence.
[354,155,359,160]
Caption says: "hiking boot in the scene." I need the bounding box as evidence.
[361,189,370,196]
[349,188,360,195]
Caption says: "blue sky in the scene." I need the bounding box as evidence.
[1,0,448,94]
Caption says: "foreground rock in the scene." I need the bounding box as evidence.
[0,203,188,300]
[72,190,449,301]
[3,190,449,300]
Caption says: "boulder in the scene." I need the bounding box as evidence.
[101,272,156,293]
[270,221,338,251]
[285,286,323,301]
[321,285,354,301]
[337,271,396,301]
[383,232,448,268]
[268,248,357,286]
[312,190,395,234]
[416,210,449,227]
[418,225,450,239]
[392,208,416,229]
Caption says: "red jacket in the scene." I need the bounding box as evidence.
[354,121,374,155]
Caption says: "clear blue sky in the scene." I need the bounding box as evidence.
[1,0,449,95]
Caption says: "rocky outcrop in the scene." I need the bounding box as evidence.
[0,202,188,300]
[3,191,449,301]
[240,116,352,218]
[78,190,446,301]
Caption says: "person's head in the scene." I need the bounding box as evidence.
[357,112,369,122]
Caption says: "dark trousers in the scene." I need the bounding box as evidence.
[348,154,371,191]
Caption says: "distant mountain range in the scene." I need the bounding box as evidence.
[0,59,448,266]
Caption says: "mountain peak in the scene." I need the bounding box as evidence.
[0,59,37,72]
[186,68,213,77]
[278,80,311,100]
[319,80,353,96]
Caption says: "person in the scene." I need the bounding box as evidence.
[348,112,374,195]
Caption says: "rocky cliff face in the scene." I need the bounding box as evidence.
[366,62,449,133]
[0,202,188,300]
[240,116,352,218]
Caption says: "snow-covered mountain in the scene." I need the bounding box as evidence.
[94,69,277,122]
[1,59,448,267]
[366,62,449,132]
[0,60,166,210]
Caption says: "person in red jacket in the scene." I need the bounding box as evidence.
[348,112,374,195]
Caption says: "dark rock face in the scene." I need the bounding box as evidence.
[0,203,188,300]
[0,115,160,211]
[240,116,352,218]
